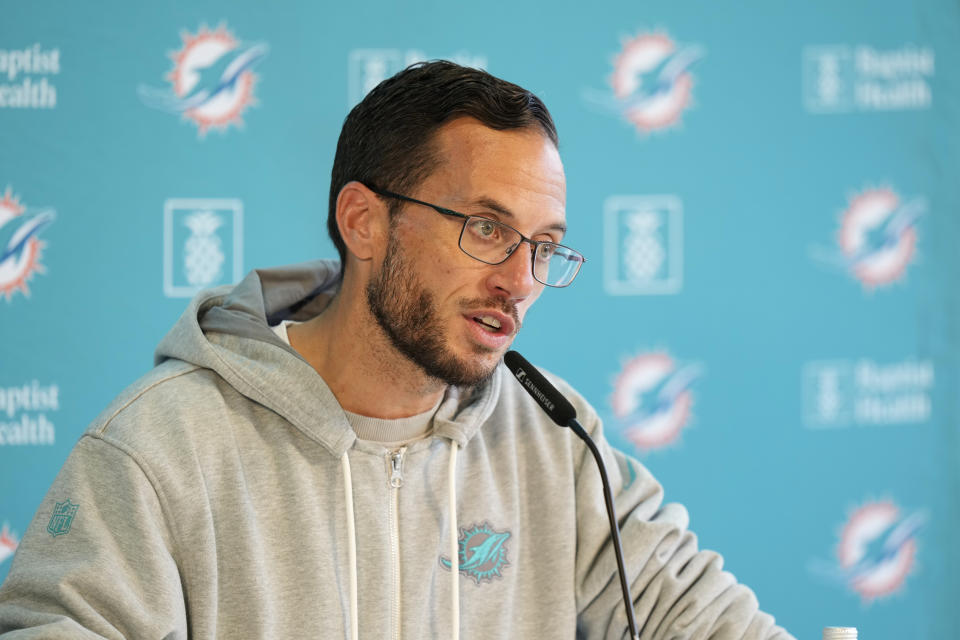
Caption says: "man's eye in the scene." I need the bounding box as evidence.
[475,220,499,238]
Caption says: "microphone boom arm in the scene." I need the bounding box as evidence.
[568,417,640,640]
[503,350,640,640]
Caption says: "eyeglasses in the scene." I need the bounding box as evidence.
[367,185,585,288]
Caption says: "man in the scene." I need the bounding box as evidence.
[0,61,793,639]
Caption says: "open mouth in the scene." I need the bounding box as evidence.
[472,315,503,333]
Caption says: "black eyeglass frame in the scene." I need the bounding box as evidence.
[365,184,585,288]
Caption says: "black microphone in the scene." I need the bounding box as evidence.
[502,351,577,427]
[503,350,640,640]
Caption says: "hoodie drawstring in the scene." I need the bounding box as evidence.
[448,441,460,640]
[341,452,359,640]
[340,442,460,640]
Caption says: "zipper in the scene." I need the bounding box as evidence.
[389,448,405,488]
[387,447,406,640]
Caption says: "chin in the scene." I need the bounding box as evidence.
[467,343,510,365]
[433,349,503,388]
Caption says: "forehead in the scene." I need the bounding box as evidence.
[424,118,566,228]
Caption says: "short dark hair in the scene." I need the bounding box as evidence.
[327,60,558,270]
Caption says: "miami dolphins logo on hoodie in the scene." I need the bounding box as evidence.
[440,521,511,584]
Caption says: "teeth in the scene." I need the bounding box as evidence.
[478,316,501,330]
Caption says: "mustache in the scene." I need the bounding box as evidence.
[459,297,522,333]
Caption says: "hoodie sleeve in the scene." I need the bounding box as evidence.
[573,416,795,640]
[0,435,186,639]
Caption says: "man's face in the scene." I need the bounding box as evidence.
[366,117,567,386]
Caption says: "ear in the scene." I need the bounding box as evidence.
[335,181,387,262]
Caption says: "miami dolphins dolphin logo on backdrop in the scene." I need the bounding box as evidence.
[440,522,511,584]
[0,523,19,566]
[0,187,55,301]
[610,351,703,451]
[810,186,924,291]
[809,499,926,603]
[836,187,924,289]
[584,31,704,134]
[138,23,268,138]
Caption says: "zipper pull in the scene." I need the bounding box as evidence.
[389,447,406,488]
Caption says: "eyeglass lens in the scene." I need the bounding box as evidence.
[461,217,583,287]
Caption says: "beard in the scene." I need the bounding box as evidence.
[365,233,519,388]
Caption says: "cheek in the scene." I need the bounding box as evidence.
[429,255,463,285]
[438,247,488,282]
[424,232,468,271]
[398,227,455,277]
[421,249,472,300]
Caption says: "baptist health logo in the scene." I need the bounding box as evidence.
[810,499,926,603]
[803,358,932,428]
[610,352,703,451]
[139,24,268,137]
[811,186,924,290]
[0,187,55,301]
[604,196,682,295]
[584,31,703,134]
[0,380,59,446]
[803,44,933,113]
[348,49,487,105]
[0,44,59,108]
[163,199,242,298]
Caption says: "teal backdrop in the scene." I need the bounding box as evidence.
[2,1,958,638]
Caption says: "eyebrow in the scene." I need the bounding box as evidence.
[468,196,568,235]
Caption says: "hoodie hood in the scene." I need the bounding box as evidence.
[154,260,500,457]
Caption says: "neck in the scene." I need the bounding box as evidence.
[288,269,446,419]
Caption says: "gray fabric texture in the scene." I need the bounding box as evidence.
[0,260,795,640]
[343,407,436,445]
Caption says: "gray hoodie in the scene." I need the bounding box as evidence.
[0,261,794,639]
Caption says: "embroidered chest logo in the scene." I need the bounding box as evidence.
[440,521,511,584]
[46,500,78,537]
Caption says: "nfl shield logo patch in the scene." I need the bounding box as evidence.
[47,500,78,537]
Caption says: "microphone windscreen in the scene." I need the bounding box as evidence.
[504,350,577,427]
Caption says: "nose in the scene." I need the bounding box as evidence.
[486,240,539,300]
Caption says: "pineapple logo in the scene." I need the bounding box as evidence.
[603,195,683,295]
[623,211,665,283]
[164,199,242,298]
[183,210,225,288]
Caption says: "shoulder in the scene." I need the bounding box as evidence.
[85,359,235,449]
